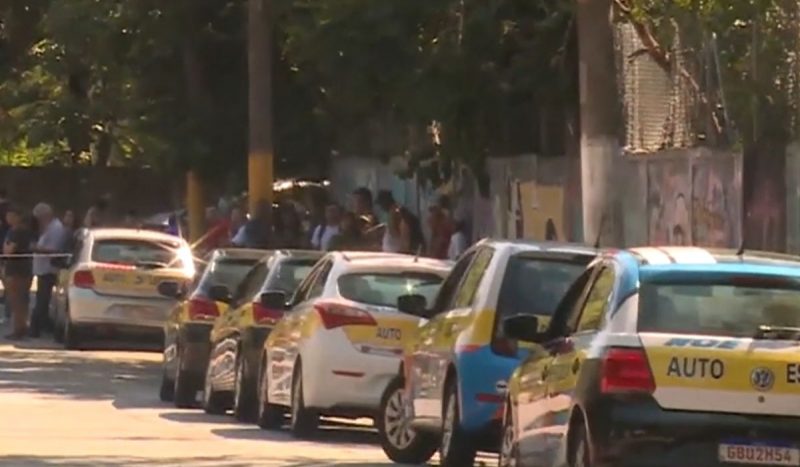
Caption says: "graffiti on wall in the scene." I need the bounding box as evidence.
[647,159,691,245]
[691,159,739,247]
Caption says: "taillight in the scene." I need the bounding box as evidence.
[491,337,518,357]
[73,270,95,289]
[600,347,655,394]
[253,302,284,325]
[188,297,219,321]
[95,262,136,271]
[315,303,376,329]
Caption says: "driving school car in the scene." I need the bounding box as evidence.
[501,246,800,467]
[159,248,268,407]
[52,228,195,350]
[254,252,451,438]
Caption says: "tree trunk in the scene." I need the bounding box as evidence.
[248,0,274,215]
[577,0,623,247]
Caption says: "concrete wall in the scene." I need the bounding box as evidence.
[0,167,182,219]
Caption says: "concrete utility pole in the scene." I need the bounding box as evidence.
[576,0,623,246]
[247,0,274,215]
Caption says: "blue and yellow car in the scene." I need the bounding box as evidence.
[501,247,800,467]
[203,250,323,421]
[159,248,268,407]
[378,240,596,467]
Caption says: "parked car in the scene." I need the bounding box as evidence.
[52,228,195,350]
[255,252,452,438]
[500,246,800,467]
[381,240,597,466]
[203,250,324,421]
[158,248,269,407]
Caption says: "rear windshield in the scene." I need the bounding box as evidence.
[92,239,183,269]
[199,258,260,292]
[639,282,800,337]
[337,272,444,310]
[497,257,587,319]
[263,259,318,293]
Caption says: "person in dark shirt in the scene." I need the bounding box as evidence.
[4,206,33,339]
[329,212,367,251]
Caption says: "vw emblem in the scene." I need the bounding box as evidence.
[750,367,775,392]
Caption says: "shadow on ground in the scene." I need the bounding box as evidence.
[211,422,381,446]
[0,456,402,467]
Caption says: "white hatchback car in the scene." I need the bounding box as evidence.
[53,228,195,349]
[254,252,452,437]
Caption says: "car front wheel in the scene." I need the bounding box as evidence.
[498,401,520,467]
[289,365,318,438]
[256,355,284,430]
[440,381,477,467]
[377,376,438,464]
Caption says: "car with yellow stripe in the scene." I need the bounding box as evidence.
[52,228,195,350]
[500,246,800,467]
[381,240,596,467]
[158,248,268,407]
[203,250,323,421]
[254,252,452,438]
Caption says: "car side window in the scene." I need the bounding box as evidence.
[573,267,615,333]
[232,263,267,308]
[452,247,494,309]
[431,250,476,316]
[307,260,333,300]
[290,267,319,306]
[547,266,596,338]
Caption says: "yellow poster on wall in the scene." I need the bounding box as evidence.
[520,183,565,241]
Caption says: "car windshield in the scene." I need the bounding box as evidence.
[264,259,318,293]
[497,257,588,318]
[638,281,800,337]
[92,239,183,269]
[200,258,261,292]
[337,272,444,310]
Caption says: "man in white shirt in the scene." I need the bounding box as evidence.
[311,203,341,251]
[31,202,65,337]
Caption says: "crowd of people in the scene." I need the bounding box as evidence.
[196,187,470,260]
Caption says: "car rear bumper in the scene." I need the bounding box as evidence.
[588,396,800,467]
[69,288,176,329]
[302,330,401,414]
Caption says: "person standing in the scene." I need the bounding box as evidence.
[30,203,64,337]
[427,205,453,259]
[311,203,341,251]
[351,187,378,231]
[0,189,11,324]
[238,200,274,249]
[329,212,366,251]
[376,190,425,255]
[448,219,469,260]
[4,206,33,340]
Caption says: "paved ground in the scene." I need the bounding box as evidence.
[0,336,402,466]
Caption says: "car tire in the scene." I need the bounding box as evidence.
[499,401,520,467]
[256,355,284,430]
[63,314,83,351]
[569,422,592,467]
[377,376,438,465]
[440,381,477,467]
[159,368,175,402]
[202,362,227,415]
[173,348,197,409]
[289,365,318,438]
[53,308,65,343]
[233,355,257,423]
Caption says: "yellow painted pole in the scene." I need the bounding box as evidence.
[248,0,274,214]
[186,170,205,243]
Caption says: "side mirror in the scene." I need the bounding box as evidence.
[260,290,288,310]
[157,281,183,299]
[398,294,427,316]
[208,284,232,304]
[503,314,543,343]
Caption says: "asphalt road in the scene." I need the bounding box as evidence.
[0,334,407,466]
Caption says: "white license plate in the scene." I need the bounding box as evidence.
[108,305,158,320]
[719,443,800,465]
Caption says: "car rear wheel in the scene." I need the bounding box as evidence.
[256,356,284,430]
[498,402,520,467]
[569,422,592,467]
[173,347,197,409]
[440,381,477,467]
[289,366,318,438]
[159,367,174,402]
[233,356,257,423]
[202,362,227,415]
[377,376,438,464]
[63,313,83,351]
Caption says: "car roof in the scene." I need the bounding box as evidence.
[623,246,800,277]
[333,252,452,276]
[210,248,271,261]
[274,249,326,260]
[478,238,599,256]
[86,228,188,245]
